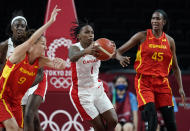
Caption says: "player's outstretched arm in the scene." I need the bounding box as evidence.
[69,42,99,62]
[39,56,66,69]
[116,31,145,67]
[169,36,186,108]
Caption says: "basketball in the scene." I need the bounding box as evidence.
[94,38,116,61]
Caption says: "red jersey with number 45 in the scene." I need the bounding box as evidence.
[0,54,39,104]
[134,29,173,77]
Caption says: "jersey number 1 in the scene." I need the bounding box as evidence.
[91,66,93,74]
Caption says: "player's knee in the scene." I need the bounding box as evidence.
[165,120,177,131]
[144,102,157,118]
[144,102,158,131]
[107,115,118,129]
[24,110,34,124]
[34,113,41,127]
[115,123,122,131]
[123,123,133,131]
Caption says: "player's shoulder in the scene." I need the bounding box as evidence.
[0,39,8,47]
[138,31,147,35]
[70,42,81,49]
[133,31,147,39]
[136,31,146,36]
[131,31,147,43]
[165,33,175,43]
[72,42,80,46]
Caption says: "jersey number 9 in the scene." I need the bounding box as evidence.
[18,77,26,84]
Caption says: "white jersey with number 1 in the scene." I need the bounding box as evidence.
[70,42,113,121]
[71,42,101,88]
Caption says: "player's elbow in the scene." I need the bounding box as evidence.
[172,65,181,74]
[69,54,77,62]
[69,57,75,62]
[69,56,78,62]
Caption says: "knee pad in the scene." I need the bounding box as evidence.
[165,121,177,131]
[144,102,157,118]
[143,102,158,131]
[159,106,177,131]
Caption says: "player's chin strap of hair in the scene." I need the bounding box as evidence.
[11,16,27,26]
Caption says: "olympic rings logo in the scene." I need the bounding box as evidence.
[39,110,85,131]
[50,77,72,88]
[47,37,72,68]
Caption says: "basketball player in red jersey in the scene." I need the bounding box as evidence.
[0,14,46,131]
[0,6,65,131]
[116,9,186,131]
[69,21,118,131]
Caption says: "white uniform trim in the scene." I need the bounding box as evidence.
[6,38,14,59]
[21,73,48,105]
[41,73,48,102]
[72,42,101,88]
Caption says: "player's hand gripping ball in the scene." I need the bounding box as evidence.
[94,38,116,61]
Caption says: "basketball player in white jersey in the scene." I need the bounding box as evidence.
[0,15,47,131]
[69,21,118,131]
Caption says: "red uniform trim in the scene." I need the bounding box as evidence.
[70,62,92,121]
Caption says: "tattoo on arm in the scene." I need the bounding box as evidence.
[69,46,86,62]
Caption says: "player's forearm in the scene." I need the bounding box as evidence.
[133,111,138,131]
[173,66,183,89]
[115,51,123,60]
[28,21,53,45]
[69,50,87,62]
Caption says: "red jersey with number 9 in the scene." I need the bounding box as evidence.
[134,29,173,77]
[0,54,39,104]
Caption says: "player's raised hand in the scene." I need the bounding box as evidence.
[115,52,130,67]
[119,56,130,67]
[53,58,66,69]
[84,42,100,57]
[50,5,61,23]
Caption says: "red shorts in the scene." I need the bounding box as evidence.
[135,74,173,110]
[0,98,23,128]
[21,73,47,105]
[33,73,47,99]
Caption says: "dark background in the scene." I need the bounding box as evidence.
[0,0,190,73]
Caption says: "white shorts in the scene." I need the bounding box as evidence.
[69,82,114,121]
[21,73,48,105]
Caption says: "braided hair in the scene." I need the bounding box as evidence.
[70,19,94,41]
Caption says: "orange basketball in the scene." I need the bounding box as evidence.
[95,38,116,61]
